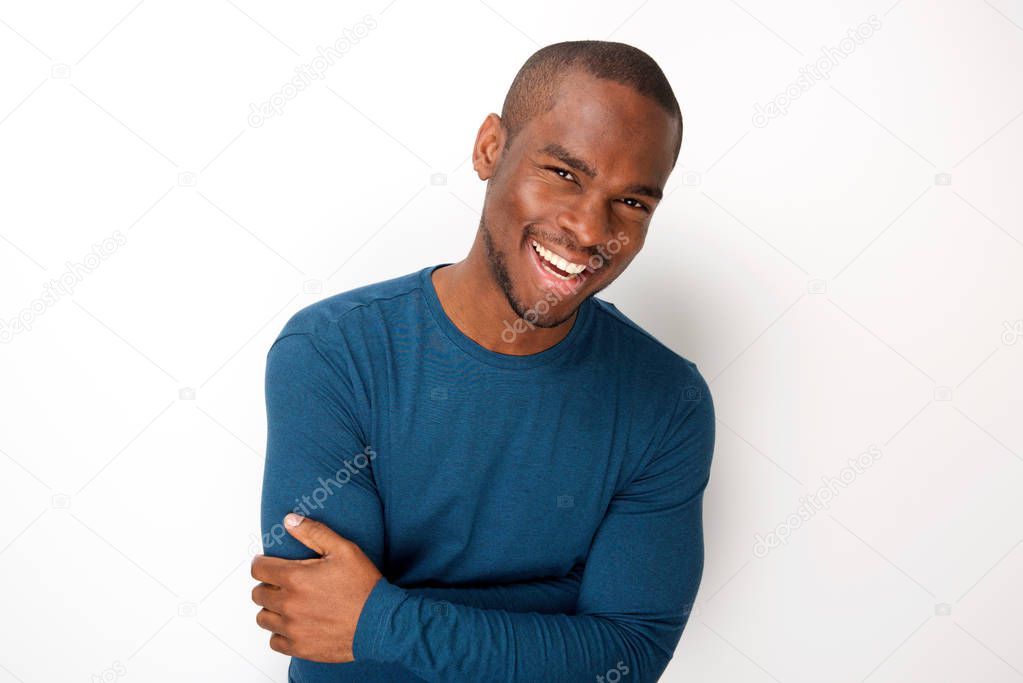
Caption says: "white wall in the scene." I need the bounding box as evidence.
[1,1,1021,681]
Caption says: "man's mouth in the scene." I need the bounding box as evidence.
[529,239,590,281]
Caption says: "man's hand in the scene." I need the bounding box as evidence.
[250,513,384,663]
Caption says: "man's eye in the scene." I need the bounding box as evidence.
[547,166,576,182]
[622,198,649,212]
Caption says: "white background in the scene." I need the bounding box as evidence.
[2,0,1022,681]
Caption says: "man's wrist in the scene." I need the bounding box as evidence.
[352,576,409,662]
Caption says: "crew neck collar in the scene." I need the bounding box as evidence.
[419,263,593,369]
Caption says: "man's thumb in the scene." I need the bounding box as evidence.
[283,513,345,556]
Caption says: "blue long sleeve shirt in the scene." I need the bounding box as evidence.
[259,263,715,683]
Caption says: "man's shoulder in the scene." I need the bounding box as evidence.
[589,296,701,380]
[589,297,712,476]
[273,266,427,344]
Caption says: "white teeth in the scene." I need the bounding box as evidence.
[530,240,587,277]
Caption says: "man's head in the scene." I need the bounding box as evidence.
[471,40,682,329]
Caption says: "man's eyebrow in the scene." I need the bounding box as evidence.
[621,183,663,201]
[538,143,663,201]
[538,143,598,179]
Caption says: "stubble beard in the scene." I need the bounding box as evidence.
[479,213,580,330]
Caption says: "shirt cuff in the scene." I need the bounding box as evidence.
[352,576,409,662]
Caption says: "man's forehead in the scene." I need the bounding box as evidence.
[547,72,670,129]
[526,86,677,175]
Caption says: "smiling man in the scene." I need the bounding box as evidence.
[252,40,715,683]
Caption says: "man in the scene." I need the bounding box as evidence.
[251,39,715,683]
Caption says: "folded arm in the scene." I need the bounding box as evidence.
[401,564,583,614]
[261,332,714,682]
[260,332,581,617]
[350,362,715,682]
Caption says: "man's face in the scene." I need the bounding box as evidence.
[476,71,679,328]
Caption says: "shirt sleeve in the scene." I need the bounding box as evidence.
[260,331,582,616]
[260,332,386,566]
[403,563,584,614]
[351,362,716,683]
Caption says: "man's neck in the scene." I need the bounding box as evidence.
[430,257,578,356]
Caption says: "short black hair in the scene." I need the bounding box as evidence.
[500,40,683,167]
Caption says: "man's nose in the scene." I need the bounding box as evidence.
[555,193,614,249]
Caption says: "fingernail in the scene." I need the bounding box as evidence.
[285,513,304,527]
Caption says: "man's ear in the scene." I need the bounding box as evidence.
[473,112,505,182]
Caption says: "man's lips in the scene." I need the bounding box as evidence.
[529,238,595,272]
[525,238,595,290]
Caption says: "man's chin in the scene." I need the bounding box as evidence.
[510,291,582,329]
